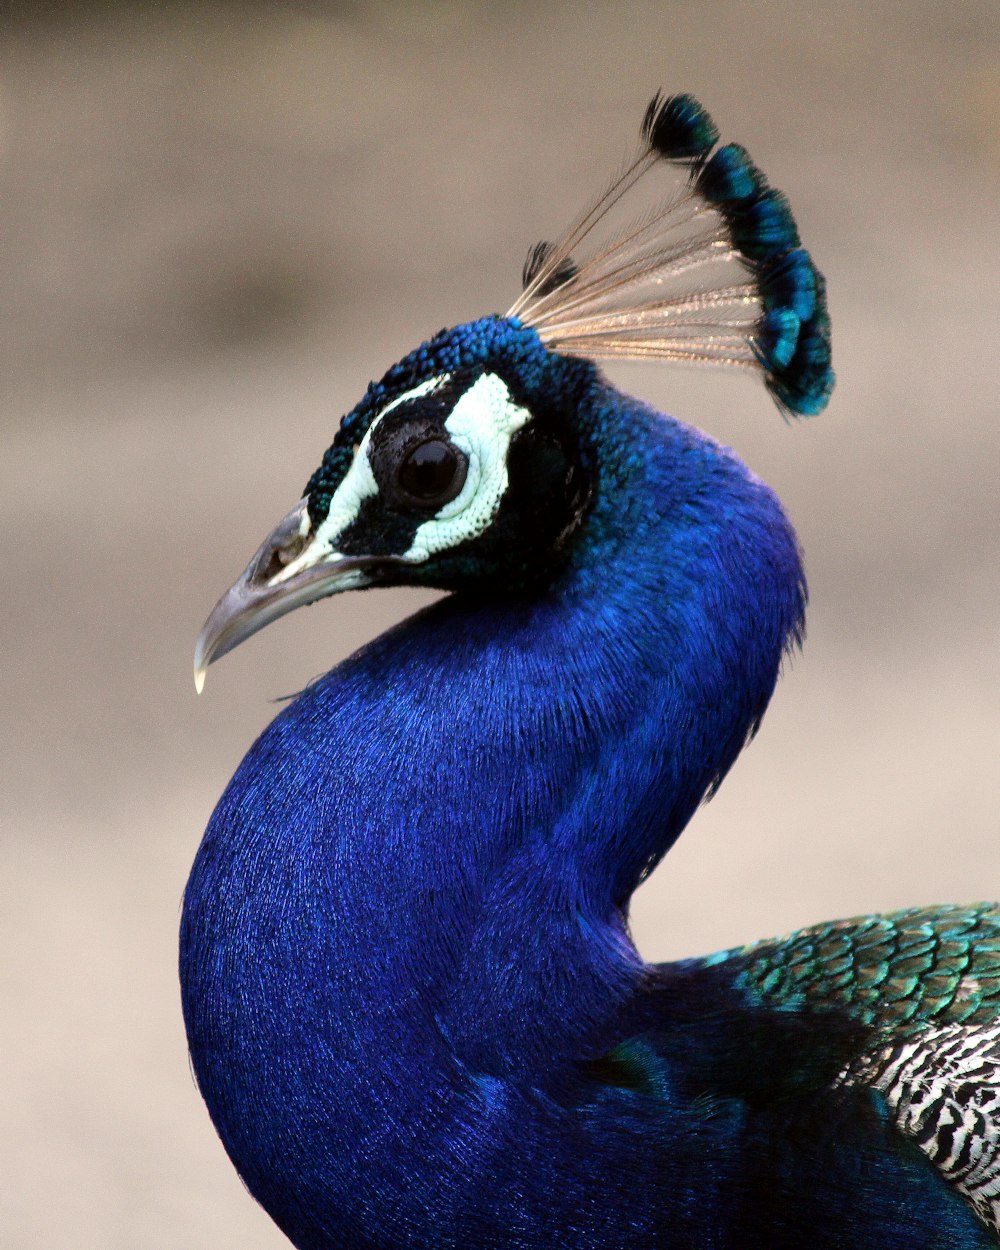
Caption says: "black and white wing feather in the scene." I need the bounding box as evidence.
[860,1024,1000,1231]
[729,904,1000,1237]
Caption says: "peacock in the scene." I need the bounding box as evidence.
[182,94,1000,1249]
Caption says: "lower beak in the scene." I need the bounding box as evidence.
[193,499,377,692]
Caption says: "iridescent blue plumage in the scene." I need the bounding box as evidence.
[695,142,767,203]
[183,96,997,1248]
[722,186,801,259]
[641,91,720,160]
[759,247,819,322]
[770,281,835,417]
[756,306,801,371]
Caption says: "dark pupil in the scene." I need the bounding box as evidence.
[398,439,459,503]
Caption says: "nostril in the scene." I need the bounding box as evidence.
[260,533,309,583]
[259,549,284,583]
[276,538,303,566]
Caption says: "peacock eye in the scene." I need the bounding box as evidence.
[396,439,466,508]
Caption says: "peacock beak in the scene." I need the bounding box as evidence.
[193,499,381,692]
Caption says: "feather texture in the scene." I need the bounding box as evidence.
[862,1025,1000,1231]
[509,93,834,417]
[714,904,1000,1238]
[182,92,996,1250]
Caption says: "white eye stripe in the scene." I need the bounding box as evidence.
[402,372,531,563]
[299,375,455,562]
[308,431,378,556]
[286,370,531,580]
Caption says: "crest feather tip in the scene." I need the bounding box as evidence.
[641,92,719,161]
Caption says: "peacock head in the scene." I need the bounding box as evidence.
[194,93,832,691]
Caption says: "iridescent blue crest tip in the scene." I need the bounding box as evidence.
[695,143,768,204]
[764,276,834,417]
[721,188,801,260]
[758,249,818,322]
[756,307,801,372]
[512,91,834,419]
[641,92,719,161]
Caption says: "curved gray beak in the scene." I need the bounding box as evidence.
[193,499,378,692]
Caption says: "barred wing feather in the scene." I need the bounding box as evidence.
[727,904,1000,1236]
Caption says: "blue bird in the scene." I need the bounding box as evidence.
[182,95,1000,1249]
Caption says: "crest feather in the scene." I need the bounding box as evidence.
[508,93,834,418]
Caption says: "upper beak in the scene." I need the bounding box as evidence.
[193,499,378,692]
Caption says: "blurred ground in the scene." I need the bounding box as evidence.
[2,2,998,1246]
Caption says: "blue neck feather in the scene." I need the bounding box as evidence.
[180,374,806,1243]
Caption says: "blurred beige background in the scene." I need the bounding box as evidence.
[2,2,998,1246]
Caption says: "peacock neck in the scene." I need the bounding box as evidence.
[180,385,804,1223]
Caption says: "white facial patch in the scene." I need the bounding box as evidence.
[402,371,531,563]
[272,375,453,584]
[275,369,530,582]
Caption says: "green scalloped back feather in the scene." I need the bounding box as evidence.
[716,904,1000,1038]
